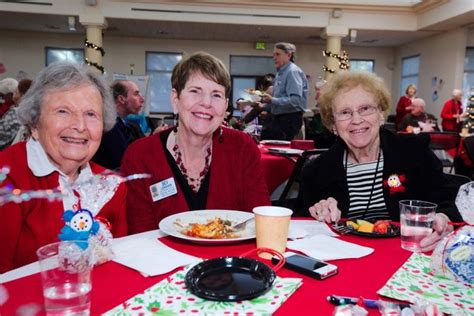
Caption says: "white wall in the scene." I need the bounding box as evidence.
[0,30,394,110]
[393,27,468,117]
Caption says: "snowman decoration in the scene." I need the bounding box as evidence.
[59,209,99,249]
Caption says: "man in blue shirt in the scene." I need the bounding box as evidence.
[261,42,308,140]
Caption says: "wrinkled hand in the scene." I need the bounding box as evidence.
[152,123,169,135]
[309,197,341,224]
[261,94,272,103]
[419,213,453,252]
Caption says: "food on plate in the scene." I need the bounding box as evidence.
[245,88,265,96]
[347,219,396,235]
[178,217,239,239]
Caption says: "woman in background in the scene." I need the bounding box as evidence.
[395,83,416,129]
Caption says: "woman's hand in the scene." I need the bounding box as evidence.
[419,213,454,252]
[309,197,341,224]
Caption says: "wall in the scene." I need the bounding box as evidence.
[0,30,394,110]
[392,27,468,117]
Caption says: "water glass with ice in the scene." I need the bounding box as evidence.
[37,241,94,316]
[399,200,437,252]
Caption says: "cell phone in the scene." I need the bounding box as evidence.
[272,252,338,280]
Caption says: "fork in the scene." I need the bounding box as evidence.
[331,221,352,235]
[231,217,255,231]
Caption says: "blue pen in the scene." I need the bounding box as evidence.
[327,295,411,310]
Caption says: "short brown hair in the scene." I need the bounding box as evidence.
[319,71,391,130]
[171,52,231,97]
[17,79,32,96]
[405,84,417,95]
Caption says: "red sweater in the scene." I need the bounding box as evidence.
[0,142,127,273]
[121,128,271,234]
[440,98,463,132]
[395,96,413,127]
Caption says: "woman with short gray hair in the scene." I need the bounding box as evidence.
[0,62,127,273]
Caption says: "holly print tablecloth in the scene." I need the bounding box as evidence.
[104,268,302,316]
[378,253,474,315]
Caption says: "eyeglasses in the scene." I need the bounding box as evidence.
[334,105,379,121]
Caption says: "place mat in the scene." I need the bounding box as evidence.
[378,253,474,315]
[104,267,302,315]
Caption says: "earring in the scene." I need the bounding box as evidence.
[173,113,179,133]
[218,126,223,143]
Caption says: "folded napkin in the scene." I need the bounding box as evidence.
[378,253,474,315]
[104,267,302,316]
[112,231,200,276]
[287,234,374,261]
[288,220,339,240]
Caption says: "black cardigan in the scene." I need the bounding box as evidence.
[298,128,462,222]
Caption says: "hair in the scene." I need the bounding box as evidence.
[411,97,426,109]
[274,42,297,62]
[111,80,129,100]
[17,79,32,96]
[452,89,463,97]
[17,62,116,132]
[0,78,18,95]
[257,73,275,92]
[319,71,391,130]
[405,84,417,95]
[171,51,231,98]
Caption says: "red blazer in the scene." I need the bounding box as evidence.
[440,99,462,132]
[0,142,127,273]
[121,127,271,234]
[395,96,413,127]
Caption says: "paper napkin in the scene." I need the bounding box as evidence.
[112,231,200,277]
[288,220,339,240]
[286,234,374,261]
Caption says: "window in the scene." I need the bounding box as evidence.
[400,55,420,97]
[463,47,474,105]
[230,55,274,115]
[45,47,84,66]
[350,59,374,72]
[146,52,183,113]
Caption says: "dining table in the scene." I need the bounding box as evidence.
[1,219,414,316]
[258,144,296,194]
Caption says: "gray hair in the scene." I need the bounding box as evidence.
[411,98,426,109]
[0,78,18,95]
[274,42,297,62]
[452,89,462,97]
[16,62,116,133]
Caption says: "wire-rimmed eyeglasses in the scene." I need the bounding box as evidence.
[334,105,379,121]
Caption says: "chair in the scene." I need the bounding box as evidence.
[274,148,328,209]
[464,135,474,162]
[424,132,461,172]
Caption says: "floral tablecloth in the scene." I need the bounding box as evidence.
[378,253,474,315]
[105,267,302,315]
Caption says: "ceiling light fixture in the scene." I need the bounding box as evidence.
[68,16,76,32]
[349,29,357,43]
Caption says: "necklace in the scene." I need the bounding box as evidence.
[172,133,212,193]
[345,149,382,219]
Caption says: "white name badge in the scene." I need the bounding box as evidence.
[149,177,178,202]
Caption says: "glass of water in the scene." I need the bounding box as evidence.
[399,200,437,252]
[37,241,94,316]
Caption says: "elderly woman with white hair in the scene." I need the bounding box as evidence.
[0,62,127,273]
[0,77,18,118]
[440,89,465,132]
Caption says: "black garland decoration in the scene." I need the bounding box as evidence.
[84,39,105,56]
[85,58,105,74]
[322,49,350,73]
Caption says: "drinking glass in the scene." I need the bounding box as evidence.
[399,200,437,252]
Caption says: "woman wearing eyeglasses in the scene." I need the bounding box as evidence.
[298,71,462,251]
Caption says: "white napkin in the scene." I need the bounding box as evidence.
[288,220,339,240]
[112,230,200,277]
[287,234,374,261]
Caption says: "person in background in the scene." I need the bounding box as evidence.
[395,84,416,129]
[92,80,145,170]
[0,78,18,118]
[260,42,308,141]
[299,71,461,252]
[399,97,438,132]
[0,79,32,150]
[440,89,466,132]
[121,52,270,234]
[0,62,127,272]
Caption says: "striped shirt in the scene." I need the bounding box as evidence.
[345,151,389,220]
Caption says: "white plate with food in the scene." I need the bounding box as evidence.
[267,147,304,155]
[159,210,255,244]
[260,140,291,146]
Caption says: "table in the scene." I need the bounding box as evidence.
[259,145,295,193]
[1,225,413,315]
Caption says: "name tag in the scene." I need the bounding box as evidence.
[149,177,178,202]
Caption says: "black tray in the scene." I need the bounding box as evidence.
[348,222,400,238]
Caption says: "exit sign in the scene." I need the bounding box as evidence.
[255,42,265,50]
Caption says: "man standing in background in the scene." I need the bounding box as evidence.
[261,42,308,140]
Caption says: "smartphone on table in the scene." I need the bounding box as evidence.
[272,251,338,280]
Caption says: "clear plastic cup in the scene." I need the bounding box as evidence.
[399,200,437,252]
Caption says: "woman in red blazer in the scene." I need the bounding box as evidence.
[441,89,465,132]
[121,52,270,234]
[395,84,417,129]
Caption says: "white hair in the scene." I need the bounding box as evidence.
[0,78,18,95]
[452,89,463,97]
[411,98,426,109]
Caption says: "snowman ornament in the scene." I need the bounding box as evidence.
[59,209,99,248]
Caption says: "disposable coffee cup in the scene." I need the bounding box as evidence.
[253,206,293,259]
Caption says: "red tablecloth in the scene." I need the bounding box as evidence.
[259,146,295,193]
[2,228,413,315]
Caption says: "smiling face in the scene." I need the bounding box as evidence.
[333,85,383,155]
[32,84,104,179]
[273,48,291,69]
[171,73,227,138]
